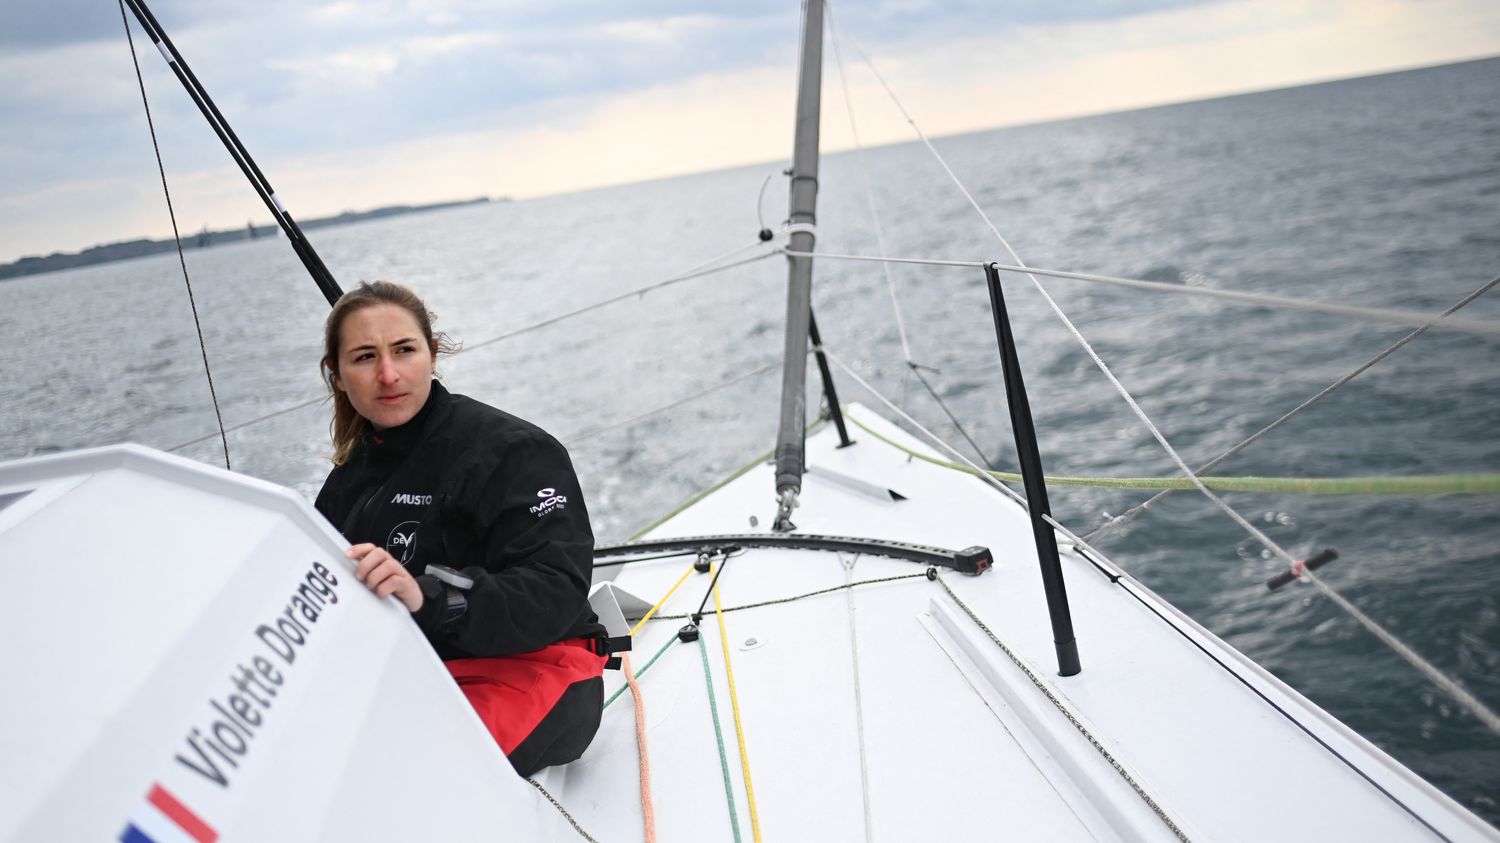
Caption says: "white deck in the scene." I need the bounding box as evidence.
[556,404,1496,842]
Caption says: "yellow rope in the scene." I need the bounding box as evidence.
[713,568,763,843]
[630,563,697,637]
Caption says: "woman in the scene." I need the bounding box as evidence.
[313,280,608,777]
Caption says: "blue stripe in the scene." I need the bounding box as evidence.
[120,823,157,843]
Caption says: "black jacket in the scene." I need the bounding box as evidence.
[315,381,603,659]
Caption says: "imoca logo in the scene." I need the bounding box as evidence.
[531,487,566,517]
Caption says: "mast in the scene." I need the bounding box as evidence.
[772,0,825,532]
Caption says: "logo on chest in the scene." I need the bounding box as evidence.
[387,520,420,564]
[390,492,433,506]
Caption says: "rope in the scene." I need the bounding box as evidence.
[606,633,679,709]
[652,572,929,621]
[697,634,744,843]
[621,652,657,843]
[846,414,1500,496]
[631,563,698,637]
[120,0,231,471]
[931,573,1192,841]
[527,778,601,843]
[1302,566,1500,736]
[779,249,1500,339]
[1086,273,1500,541]
[712,568,763,843]
[848,42,1500,737]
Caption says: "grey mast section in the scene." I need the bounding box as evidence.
[775,0,825,506]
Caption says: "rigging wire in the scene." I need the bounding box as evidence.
[830,336,1500,737]
[781,249,1500,339]
[838,37,1500,736]
[119,0,231,471]
[824,2,913,363]
[164,242,782,455]
[1085,273,1500,542]
[826,2,993,467]
[566,363,780,444]
[843,414,1500,496]
[460,245,783,357]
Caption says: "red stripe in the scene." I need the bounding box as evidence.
[147,784,217,843]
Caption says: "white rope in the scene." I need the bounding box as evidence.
[825,1,914,364]
[781,249,1500,338]
[849,39,1500,736]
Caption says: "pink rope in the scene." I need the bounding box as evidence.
[622,653,657,842]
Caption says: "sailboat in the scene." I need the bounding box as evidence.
[1,1,1496,840]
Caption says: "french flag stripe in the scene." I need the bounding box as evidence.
[147,785,217,843]
[119,784,218,843]
[120,824,155,843]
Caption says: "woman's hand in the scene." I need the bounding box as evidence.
[348,543,424,613]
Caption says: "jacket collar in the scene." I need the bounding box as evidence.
[363,379,449,457]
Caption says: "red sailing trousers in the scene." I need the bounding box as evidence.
[445,638,608,775]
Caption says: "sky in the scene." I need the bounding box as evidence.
[2,0,1498,263]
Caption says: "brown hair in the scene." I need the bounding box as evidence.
[321,280,455,464]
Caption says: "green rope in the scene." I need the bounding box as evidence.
[698,634,744,843]
[605,633,679,709]
[846,415,1500,496]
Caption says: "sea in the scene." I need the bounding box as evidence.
[3,56,1498,825]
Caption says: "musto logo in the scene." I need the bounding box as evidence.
[386,520,419,563]
[530,486,567,517]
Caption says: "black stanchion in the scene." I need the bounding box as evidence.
[984,262,1080,676]
[808,308,852,448]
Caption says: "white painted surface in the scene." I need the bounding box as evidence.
[573,404,1498,842]
[0,445,565,843]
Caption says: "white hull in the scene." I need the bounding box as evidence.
[560,403,1496,841]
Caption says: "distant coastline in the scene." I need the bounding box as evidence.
[0,197,498,281]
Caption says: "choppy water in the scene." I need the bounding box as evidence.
[3,57,1498,824]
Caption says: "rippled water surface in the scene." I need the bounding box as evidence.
[3,58,1499,823]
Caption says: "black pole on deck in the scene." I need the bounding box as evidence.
[121,0,343,306]
[808,308,852,448]
[984,262,1080,677]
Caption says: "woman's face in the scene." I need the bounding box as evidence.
[332,303,436,429]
